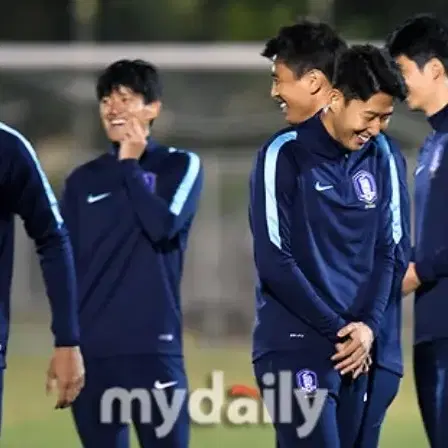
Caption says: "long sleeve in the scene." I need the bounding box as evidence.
[250,136,347,342]
[357,135,397,336]
[4,128,80,347]
[119,149,203,243]
[59,176,79,265]
[392,139,412,271]
[415,139,448,282]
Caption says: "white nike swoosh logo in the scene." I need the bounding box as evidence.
[87,193,111,204]
[415,165,425,175]
[154,380,178,390]
[315,182,334,192]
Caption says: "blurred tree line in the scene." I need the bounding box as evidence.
[0,0,447,42]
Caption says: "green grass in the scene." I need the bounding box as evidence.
[0,329,428,447]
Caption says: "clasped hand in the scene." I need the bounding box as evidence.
[331,322,374,378]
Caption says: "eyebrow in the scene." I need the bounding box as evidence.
[364,110,393,116]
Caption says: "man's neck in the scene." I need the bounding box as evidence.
[312,89,331,117]
[320,107,339,142]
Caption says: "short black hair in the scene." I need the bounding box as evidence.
[333,44,407,102]
[385,14,448,73]
[262,19,347,80]
[96,59,162,103]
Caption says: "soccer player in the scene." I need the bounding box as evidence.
[260,21,411,447]
[0,123,85,430]
[60,59,203,448]
[249,42,407,447]
[386,14,448,448]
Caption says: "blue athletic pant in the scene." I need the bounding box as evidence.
[71,354,189,448]
[414,339,448,448]
[355,366,400,447]
[253,351,368,448]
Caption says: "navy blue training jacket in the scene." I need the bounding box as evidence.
[412,103,448,345]
[250,113,396,361]
[374,133,411,376]
[0,122,80,368]
[60,138,203,358]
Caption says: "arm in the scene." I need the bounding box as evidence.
[403,248,417,296]
[250,138,347,342]
[356,137,397,336]
[413,139,448,284]
[59,177,79,265]
[390,145,414,295]
[6,133,80,347]
[393,140,412,264]
[396,148,412,263]
[402,263,420,295]
[119,150,203,243]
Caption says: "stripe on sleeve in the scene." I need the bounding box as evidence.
[264,131,297,249]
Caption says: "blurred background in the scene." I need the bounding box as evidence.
[0,0,442,446]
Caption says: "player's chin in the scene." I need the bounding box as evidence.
[348,135,369,151]
[105,127,126,142]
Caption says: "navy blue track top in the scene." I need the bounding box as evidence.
[0,122,80,368]
[60,139,203,358]
[412,103,448,345]
[250,113,396,360]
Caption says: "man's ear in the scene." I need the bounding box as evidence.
[426,57,446,82]
[306,69,326,95]
[327,88,344,113]
[143,100,162,122]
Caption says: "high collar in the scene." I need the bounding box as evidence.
[109,136,158,157]
[303,111,353,159]
[428,102,448,132]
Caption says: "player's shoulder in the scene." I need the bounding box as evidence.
[0,121,37,159]
[375,132,392,151]
[377,132,400,151]
[262,125,299,149]
[375,132,405,164]
[156,144,202,177]
[258,125,301,158]
[159,144,201,165]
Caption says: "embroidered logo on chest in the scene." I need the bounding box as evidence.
[429,144,445,177]
[352,170,377,206]
[143,172,157,193]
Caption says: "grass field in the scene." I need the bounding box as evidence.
[1,324,428,447]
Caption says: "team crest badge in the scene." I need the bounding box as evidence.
[352,170,377,205]
[429,143,445,177]
[143,172,157,193]
[296,369,318,394]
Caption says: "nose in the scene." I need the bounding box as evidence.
[380,116,391,132]
[369,117,382,136]
[107,103,127,120]
[270,82,278,99]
